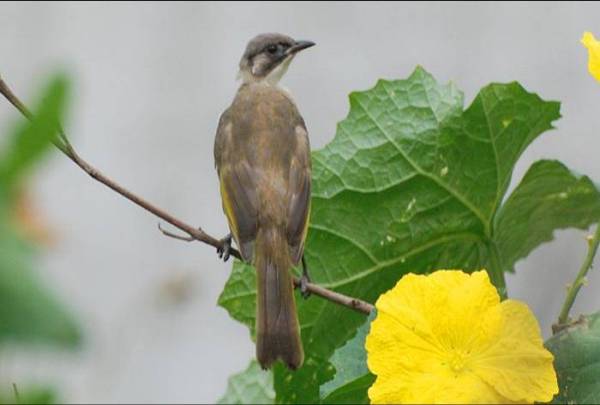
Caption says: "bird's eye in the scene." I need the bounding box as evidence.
[267,45,278,54]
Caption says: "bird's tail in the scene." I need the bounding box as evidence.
[254,226,304,370]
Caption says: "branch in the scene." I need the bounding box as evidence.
[0,75,374,316]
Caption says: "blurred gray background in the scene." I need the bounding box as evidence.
[0,1,599,403]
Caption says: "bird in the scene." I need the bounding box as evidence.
[213,33,315,370]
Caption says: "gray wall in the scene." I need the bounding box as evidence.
[1,2,599,403]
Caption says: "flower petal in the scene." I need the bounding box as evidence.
[473,300,558,403]
[368,357,518,404]
[366,273,445,403]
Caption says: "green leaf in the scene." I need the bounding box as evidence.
[0,222,81,347]
[320,312,375,404]
[218,263,257,338]
[546,312,600,404]
[321,374,375,405]
[495,160,600,271]
[217,360,275,404]
[219,67,564,403]
[0,75,69,192]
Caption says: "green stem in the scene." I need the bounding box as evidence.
[487,241,507,300]
[557,223,600,326]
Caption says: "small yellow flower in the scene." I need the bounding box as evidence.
[365,270,558,404]
[582,31,600,82]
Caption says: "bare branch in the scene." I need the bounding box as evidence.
[0,75,374,316]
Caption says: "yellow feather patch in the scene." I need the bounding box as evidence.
[219,174,239,240]
[302,202,311,243]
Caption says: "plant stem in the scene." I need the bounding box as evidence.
[556,224,600,327]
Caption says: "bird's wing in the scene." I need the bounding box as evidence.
[286,124,312,265]
[219,163,259,261]
[215,111,258,261]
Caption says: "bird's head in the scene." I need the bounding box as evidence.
[238,33,315,85]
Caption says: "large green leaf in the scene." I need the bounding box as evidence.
[546,312,600,404]
[320,312,375,404]
[218,67,567,403]
[495,160,600,271]
[218,360,274,404]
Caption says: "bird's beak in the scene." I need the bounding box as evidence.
[286,40,316,55]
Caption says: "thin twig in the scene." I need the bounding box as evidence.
[158,223,204,243]
[0,75,374,315]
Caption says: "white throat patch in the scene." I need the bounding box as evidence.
[238,55,295,86]
[264,55,294,85]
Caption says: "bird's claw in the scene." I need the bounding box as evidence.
[300,255,311,299]
[300,274,311,299]
[217,234,232,262]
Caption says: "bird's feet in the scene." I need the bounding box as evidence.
[217,233,232,262]
[300,256,311,299]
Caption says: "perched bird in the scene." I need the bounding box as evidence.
[214,33,315,370]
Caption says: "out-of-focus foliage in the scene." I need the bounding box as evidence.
[0,385,57,405]
[0,78,63,192]
[0,222,79,346]
[0,75,80,405]
[0,75,80,347]
[217,67,600,403]
[10,188,56,247]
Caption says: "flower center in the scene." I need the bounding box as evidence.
[449,352,467,372]
[443,347,475,374]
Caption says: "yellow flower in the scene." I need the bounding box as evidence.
[365,270,558,404]
[582,31,600,82]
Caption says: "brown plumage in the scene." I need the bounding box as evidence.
[214,33,314,370]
